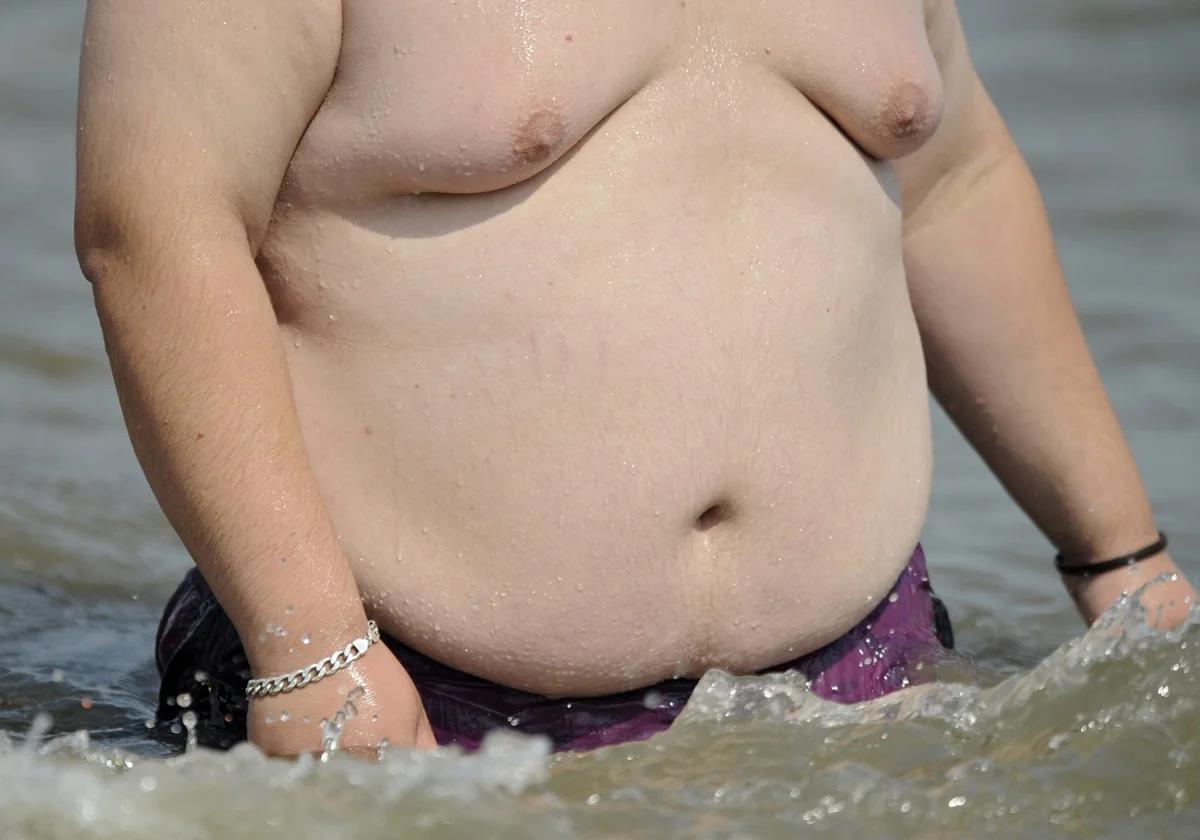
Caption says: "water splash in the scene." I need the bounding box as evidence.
[680,577,1198,733]
[0,723,551,838]
[319,686,364,762]
[19,713,52,755]
[0,586,1195,838]
[181,711,198,753]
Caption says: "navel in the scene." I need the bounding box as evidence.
[694,499,735,532]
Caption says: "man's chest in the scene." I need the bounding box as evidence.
[288,0,943,198]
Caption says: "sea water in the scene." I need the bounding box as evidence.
[2,1,1198,837]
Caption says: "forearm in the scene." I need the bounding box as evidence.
[902,140,1158,560]
[893,0,1193,626]
[88,236,364,672]
[75,0,435,753]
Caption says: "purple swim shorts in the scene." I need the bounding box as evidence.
[154,545,952,752]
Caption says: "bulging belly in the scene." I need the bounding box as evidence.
[260,102,932,696]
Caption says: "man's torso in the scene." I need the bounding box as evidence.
[258,0,941,695]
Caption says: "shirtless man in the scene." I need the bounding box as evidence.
[75,0,1195,757]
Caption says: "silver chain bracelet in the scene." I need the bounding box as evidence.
[245,620,381,699]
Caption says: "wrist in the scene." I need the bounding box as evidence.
[1055,531,1167,578]
[196,552,370,676]
[1052,519,1161,569]
[1067,551,1192,627]
[241,598,370,676]
[247,619,380,698]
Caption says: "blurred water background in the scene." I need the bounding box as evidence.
[1,0,1197,837]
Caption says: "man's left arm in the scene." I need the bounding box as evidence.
[896,0,1195,627]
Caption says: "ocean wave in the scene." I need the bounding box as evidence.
[2,591,1195,839]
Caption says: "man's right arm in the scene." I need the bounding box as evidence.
[76,0,433,754]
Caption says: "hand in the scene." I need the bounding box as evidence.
[247,642,437,759]
[1067,552,1197,630]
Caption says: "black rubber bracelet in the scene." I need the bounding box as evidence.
[1054,532,1168,578]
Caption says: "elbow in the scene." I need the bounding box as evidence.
[75,243,109,288]
[74,202,125,288]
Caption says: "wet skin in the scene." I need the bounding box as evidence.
[77,0,1195,754]
[262,0,941,693]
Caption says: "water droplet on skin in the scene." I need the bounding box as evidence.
[301,634,311,645]
[279,711,291,722]
[319,687,364,761]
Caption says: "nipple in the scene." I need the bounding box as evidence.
[511,107,567,166]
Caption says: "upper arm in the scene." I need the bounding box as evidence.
[895,0,1015,224]
[75,0,341,275]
